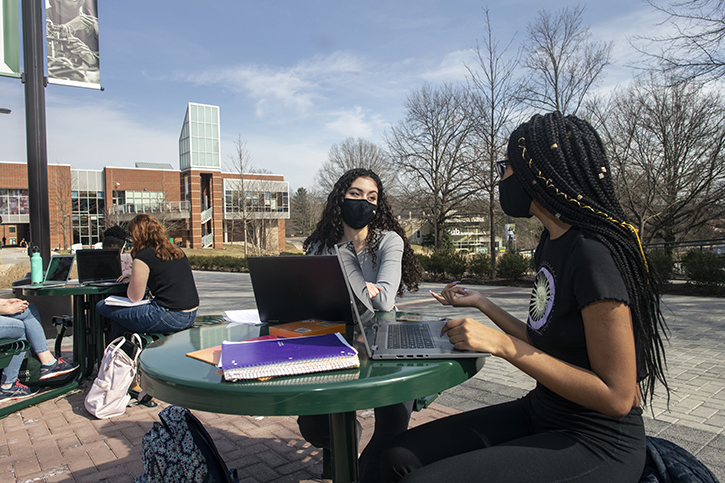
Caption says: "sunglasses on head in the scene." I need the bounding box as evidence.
[496,160,509,178]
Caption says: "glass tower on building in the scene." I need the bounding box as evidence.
[179,102,221,170]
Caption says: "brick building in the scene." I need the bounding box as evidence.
[0,102,289,251]
[0,160,289,252]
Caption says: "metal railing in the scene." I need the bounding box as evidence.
[200,206,213,224]
[111,201,190,214]
[202,232,213,248]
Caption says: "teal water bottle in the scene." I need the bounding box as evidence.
[30,246,42,284]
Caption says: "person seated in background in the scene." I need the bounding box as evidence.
[297,168,423,483]
[102,225,133,279]
[0,299,79,402]
[96,214,199,339]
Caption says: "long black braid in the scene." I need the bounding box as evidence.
[304,168,423,296]
[508,111,669,407]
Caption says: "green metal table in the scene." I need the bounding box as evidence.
[138,317,486,483]
[12,282,127,380]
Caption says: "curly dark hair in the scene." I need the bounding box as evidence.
[305,168,423,295]
[508,111,669,407]
[102,225,130,249]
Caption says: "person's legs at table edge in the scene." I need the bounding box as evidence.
[297,401,415,483]
[1,304,79,399]
[96,299,197,339]
[379,392,645,483]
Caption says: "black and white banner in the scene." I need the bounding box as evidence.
[46,0,100,89]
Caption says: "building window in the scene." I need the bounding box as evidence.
[9,227,15,233]
[71,190,105,246]
[0,189,29,215]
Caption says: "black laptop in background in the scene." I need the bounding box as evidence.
[75,249,124,286]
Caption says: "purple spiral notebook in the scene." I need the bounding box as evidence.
[220,333,359,381]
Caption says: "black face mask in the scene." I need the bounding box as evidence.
[341,198,377,229]
[499,175,533,218]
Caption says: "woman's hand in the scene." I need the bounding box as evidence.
[366,282,382,299]
[440,317,507,354]
[116,273,131,284]
[0,298,29,315]
[430,281,485,309]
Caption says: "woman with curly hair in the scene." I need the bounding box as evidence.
[96,214,199,339]
[380,112,670,483]
[298,168,423,482]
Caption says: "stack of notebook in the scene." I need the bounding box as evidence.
[219,333,359,381]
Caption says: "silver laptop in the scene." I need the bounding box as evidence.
[76,249,124,286]
[334,241,488,360]
[41,254,75,286]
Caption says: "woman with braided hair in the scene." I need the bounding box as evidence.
[380,112,669,483]
[298,168,423,483]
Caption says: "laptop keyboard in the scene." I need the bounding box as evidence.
[387,324,435,349]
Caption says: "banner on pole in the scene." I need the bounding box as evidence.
[46,0,100,89]
[0,0,20,78]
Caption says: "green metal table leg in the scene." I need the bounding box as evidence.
[329,411,359,483]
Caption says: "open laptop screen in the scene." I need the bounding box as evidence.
[76,249,122,283]
[44,255,75,283]
[247,255,355,324]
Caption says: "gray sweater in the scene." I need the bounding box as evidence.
[308,230,403,312]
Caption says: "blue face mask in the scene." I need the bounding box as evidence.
[341,198,377,229]
[498,175,533,218]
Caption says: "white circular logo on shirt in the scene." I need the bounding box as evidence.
[529,265,555,332]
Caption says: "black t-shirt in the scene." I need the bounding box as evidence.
[134,247,199,311]
[527,227,629,372]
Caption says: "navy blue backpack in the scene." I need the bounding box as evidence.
[640,436,719,483]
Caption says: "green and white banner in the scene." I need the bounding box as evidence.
[0,0,20,79]
[46,0,101,89]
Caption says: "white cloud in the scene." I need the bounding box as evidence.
[43,95,179,170]
[421,49,478,83]
[323,106,388,138]
[175,51,367,117]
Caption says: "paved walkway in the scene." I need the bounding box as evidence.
[1,269,723,482]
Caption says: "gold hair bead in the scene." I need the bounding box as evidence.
[532,180,537,185]
[550,143,558,149]
[601,167,607,172]
[555,213,561,218]
[598,173,605,179]
[577,195,583,200]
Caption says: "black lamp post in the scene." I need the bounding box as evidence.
[21,0,51,268]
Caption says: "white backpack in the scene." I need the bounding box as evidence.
[85,334,142,419]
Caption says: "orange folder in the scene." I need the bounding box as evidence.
[186,335,278,365]
[268,319,346,338]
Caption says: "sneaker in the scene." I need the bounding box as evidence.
[39,357,80,380]
[0,381,40,402]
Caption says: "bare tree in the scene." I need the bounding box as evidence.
[50,167,72,249]
[225,136,257,258]
[635,0,725,83]
[467,7,521,272]
[593,75,725,244]
[313,137,398,196]
[518,5,613,115]
[386,83,482,251]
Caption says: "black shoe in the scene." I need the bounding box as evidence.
[0,381,40,402]
[39,357,80,380]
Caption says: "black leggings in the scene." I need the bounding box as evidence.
[298,401,415,483]
[380,388,645,483]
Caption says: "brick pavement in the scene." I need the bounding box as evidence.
[1,272,723,481]
[0,386,460,483]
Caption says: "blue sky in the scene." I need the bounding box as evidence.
[0,0,667,191]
